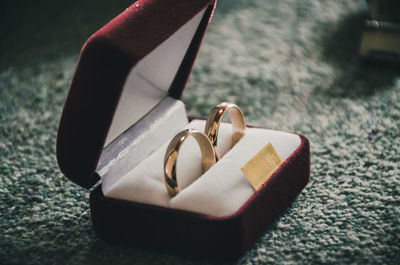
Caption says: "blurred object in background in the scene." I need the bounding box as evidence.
[366,0,400,21]
[360,0,400,62]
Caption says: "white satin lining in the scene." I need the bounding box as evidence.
[101,106,301,217]
[104,8,207,146]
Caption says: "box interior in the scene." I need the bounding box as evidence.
[95,5,302,217]
[98,97,301,217]
[104,8,207,146]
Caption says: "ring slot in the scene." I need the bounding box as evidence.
[164,129,216,197]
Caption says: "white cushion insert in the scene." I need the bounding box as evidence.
[103,120,301,217]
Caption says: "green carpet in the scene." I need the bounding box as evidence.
[1,0,399,264]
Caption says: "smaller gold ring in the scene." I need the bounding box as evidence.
[164,129,216,197]
[204,102,246,161]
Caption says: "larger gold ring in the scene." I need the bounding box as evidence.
[164,129,216,197]
[204,102,246,161]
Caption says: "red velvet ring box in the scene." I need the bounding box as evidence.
[56,0,310,260]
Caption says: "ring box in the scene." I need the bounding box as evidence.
[56,0,310,260]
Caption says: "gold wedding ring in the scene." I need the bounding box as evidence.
[164,129,216,197]
[204,102,246,161]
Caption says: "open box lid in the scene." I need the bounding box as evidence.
[56,0,217,189]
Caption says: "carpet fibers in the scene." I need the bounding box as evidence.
[1,0,399,264]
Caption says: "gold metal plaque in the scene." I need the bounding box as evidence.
[241,143,283,190]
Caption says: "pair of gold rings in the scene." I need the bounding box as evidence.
[164,102,246,197]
